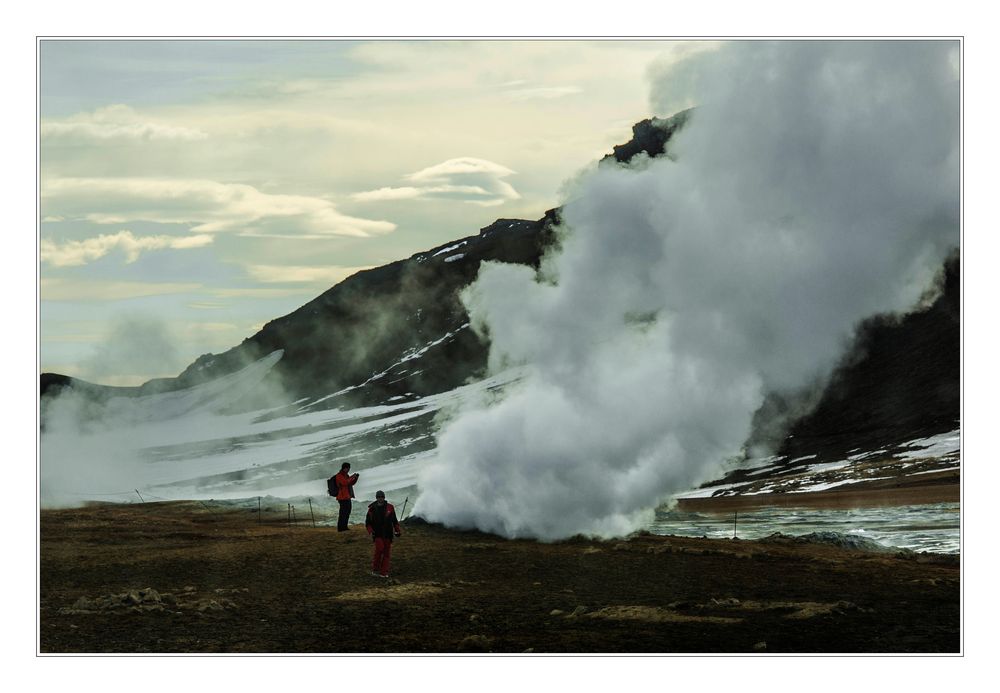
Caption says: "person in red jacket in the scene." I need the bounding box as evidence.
[365,490,401,578]
[334,462,360,532]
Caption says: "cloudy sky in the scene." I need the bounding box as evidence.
[39,39,712,384]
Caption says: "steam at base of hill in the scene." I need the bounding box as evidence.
[414,41,959,541]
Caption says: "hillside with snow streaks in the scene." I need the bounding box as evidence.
[676,429,960,500]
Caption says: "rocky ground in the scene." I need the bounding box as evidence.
[39,501,959,654]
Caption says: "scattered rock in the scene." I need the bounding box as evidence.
[760,531,896,553]
[710,597,742,608]
[458,634,492,653]
[196,599,226,612]
[469,614,480,623]
[567,606,588,618]
[586,605,742,625]
[463,543,498,552]
[60,587,234,616]
[334,582,444,601]
[754,641,767,651]
[549,609,565,617]
[784,601,855,620]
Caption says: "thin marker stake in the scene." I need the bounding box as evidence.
[135,489,145,503]
[308,498,316,527]
[733,511,738,539]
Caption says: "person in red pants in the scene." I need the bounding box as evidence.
[365,490,401,578]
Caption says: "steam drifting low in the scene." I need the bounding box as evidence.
[414,41,959,540]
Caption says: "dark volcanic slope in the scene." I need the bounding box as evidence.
[169,214,559,409]
[40,109,959,456]
[779,253,960,458]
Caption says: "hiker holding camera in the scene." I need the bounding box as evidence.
[365,490,401,578]
[332,462,359,532]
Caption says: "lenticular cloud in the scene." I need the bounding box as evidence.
[414,41,959,541]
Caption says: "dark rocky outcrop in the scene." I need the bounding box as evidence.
[759,531,915,555]
[601,109,693,165]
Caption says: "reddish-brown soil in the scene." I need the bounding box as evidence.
[39,501,960,654]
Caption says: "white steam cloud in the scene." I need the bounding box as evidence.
[79,315,184,383]
[414,41,959,540]
[41,351,285,508]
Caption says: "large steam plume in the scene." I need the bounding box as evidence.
[414,41,959,540]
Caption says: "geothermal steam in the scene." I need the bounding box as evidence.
[40,350,284,507]
[414,41,959,540]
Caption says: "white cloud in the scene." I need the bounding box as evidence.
[505,85,583,101]
[406,158,513,182]
[245,264,373,284]
[41,104,208,142]
[351,186,423,202]
[42,177,397,237]
[40,230,214,267]
[353,157,520,207]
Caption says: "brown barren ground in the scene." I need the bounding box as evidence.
[39,501,959,654]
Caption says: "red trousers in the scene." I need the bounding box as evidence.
[372,537,393,576]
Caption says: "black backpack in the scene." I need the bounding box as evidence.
[327,476,338,497]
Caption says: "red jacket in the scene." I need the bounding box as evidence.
[335,471,359,501]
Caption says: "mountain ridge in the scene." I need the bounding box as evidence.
[40,109,959,463]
